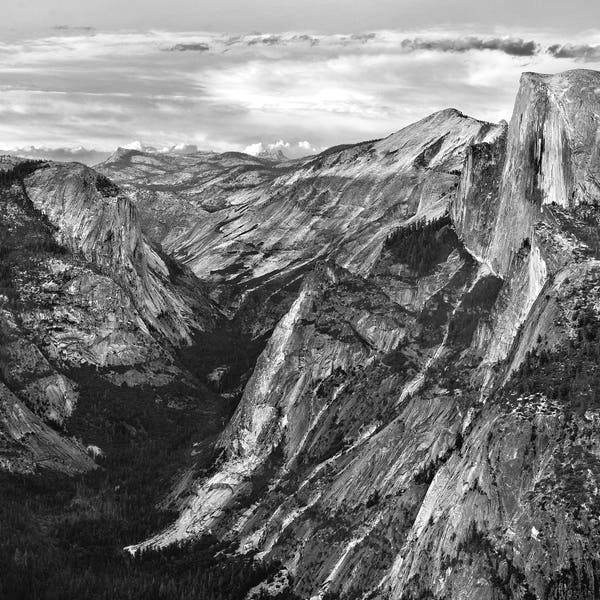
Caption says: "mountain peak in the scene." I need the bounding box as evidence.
[518,69,600,103]
[521,68,600,84]
[257,147,289,162]
[104,146,146,163]
[431,107,467,119]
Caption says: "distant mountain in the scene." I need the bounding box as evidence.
[96,147,292,247]
[256,147,289,161]
[0,145,111,166]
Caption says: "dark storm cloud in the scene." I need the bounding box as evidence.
[400,36,539,57]
[53,25,96,33]
[547,43,600,61]
[247,34,283,46]
[291,34,320,46]
[159,32,541,56]
[244,32,371,47]
[165,42,210,52]
[349,32,377,43]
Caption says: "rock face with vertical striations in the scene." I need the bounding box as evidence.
[5,69,600,600]
[0,158,219,473]
[99,110,502,342]
[166,109,500,289]
[23,162,216,346]
[117,70,600,600]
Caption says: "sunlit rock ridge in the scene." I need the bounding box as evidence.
[116,69,600,599]
[2,69,600,600]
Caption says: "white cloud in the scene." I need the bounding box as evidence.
[243,142,265,156]
[0,145,111,165]
[297,141,319,154]
[169,142,199,153]
[0,28,599,156]
[121,141,146,151]
[243,139,318,158]
[267,140,290,151]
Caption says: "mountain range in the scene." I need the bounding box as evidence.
[2,69,600,600]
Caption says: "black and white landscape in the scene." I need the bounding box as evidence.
[3,2,600,600]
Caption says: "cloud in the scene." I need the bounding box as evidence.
[119,141,201,154]
[121,140,155,151]
[166,143,199,154]
[1,28,600,159]
[297,140,321,155]
[547,43,600,61]
[0,145,110,165]
[243,142,265,155]
[190,31,539,57]
[349,33,377,43]
[400,36,539,57]
[165,43,210,52]
[268,140,290,150]
[298,140,320,153]
[244,139,319,158]
[247,34,283,46]
[52,25,96,33]
[291,34,320,46]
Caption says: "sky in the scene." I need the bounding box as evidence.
[1,0,600,163]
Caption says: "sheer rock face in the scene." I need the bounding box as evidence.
[123,70,600,599]
[0,381,93,474]
[174,110,499,292]
[5,69,600,598]
[385,263,600,600]
[0,159,217,473]
[100,112,501,317]
[450,122,507,263]
[452,69,600,374]
[24,163,215,346]
[454,70,600,279]
[0,336,77,425]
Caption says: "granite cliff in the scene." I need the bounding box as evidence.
[121,70,600,600]
[3,69,600,600]
[0,157,220,473]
